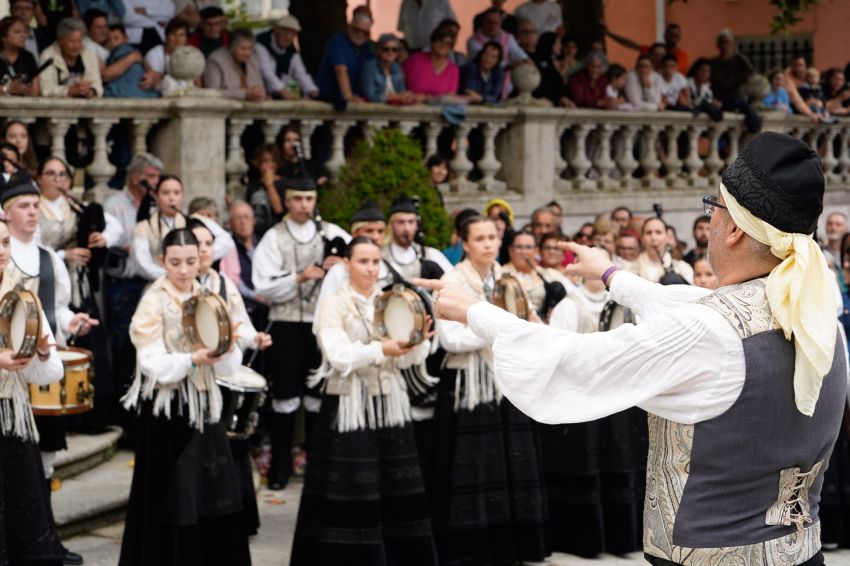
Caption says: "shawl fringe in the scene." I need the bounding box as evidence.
[0,371,39,443]
[450,352,501,413]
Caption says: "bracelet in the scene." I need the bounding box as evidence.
[601,265,621,290]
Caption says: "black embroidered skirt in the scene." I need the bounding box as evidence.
[230,436,260,536]
[427,369,549,566]
[267,322,322,401]
[0,435,64,566]
[290,395,437,566]
[821,411,850,546]
[119,400,251,566]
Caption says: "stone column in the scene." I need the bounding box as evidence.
[48,118,75,164]
[477,122,506,192]
[449,122,475,193]
[325,119,354,176]
[640,125,664,189]
[298,119,322,160]
[86,118,118,203]
[616,124,639,190]
[568,123,595,191]
[424,122,442,162]
[496,116,558,202]
[225,118,252,198]
[132,118,158,155]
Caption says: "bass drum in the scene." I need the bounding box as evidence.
[30,346,95,416]
[216,366,267,438]
[599,301,635,332]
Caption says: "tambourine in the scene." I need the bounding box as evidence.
[182,289,232,357]
[0,287,43,358]
[492,274,530,320]
[374,283,429,347]
[599,301,635,332]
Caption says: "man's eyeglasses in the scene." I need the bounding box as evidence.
[702,195,727,216]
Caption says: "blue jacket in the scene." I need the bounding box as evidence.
[459,61,504,103]
[360,58,405,102]
[103,44,159,98]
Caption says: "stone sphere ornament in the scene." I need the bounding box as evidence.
[169,46,206,81]
[506,62,551,107]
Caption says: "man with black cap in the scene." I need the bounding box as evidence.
[252,174,350,490]
[2,173,98,566]
[422,132,845,566]
[383,194,452,281]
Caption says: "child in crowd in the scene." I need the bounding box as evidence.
[693,258,718,290]
[686,58,723,121]
[798,67,831,120]
[601,64,634,110]
[103,24,159,98]
[762,69,791,114]
[659,54,689,109]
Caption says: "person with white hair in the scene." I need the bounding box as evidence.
[39,17,103,97]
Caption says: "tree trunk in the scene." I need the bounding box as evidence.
[290,0,348,74]
[560,0,605,56]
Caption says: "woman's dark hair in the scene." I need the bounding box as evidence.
[635,53,653,68]
[345,235,379,258]
[475,40,503,66]
[165,16,190,37]
[606,63,626,81]
[188,217,215,240]
[430,25,455,45]
[161,227,198,254]
[534,31,557,64]
[0,16,23,44]
[453,208,479,233]
[36,155,72,177]
[459,215,495,242]
[82,8,107,30]
[274,125,301,156]
[641,216,668,235]
[426,153,449,170]
[0,143,20,161]
[687,57,711,78]
[155,174,183,193]
[506,230,534,248]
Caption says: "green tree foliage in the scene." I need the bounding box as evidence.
[318,129,452,249]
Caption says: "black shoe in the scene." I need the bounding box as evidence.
[63,549,84,565]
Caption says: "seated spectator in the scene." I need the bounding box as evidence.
[121,0,174,53]
[659,53,689,109]
[143,16,189,91]
[360,33,419,104]
[255,15,318,100]
[567,53,607,108]
[188,6,229,57]
[646,42,667,72]
[467,8,528,98]
[600,64,632,110]
[396,0,456,51]
[531,31,565,105]
[82,8,109,63]
[472,0,517,35]
[685,57,723,120]
[602,21,689,75]
[459,40,504,104]
[0,16,40,96]
[427,19,466,67]
[798,67,829,119]
[2,120,37,175]
[823,67,850,116]
[203,28,266,101]
[762,68,791,114]
[513,0,562,34]
[784,55,821,122]
[710,28,760,132]
[404,26,460,100]
[515,18,538,57]
[103,23,158,97]
[557,33,582,80]
[397,38,410,64]
[10,0,47,59]
[624,53,664,110]
[40,17,102,97]
[315,10,373,106]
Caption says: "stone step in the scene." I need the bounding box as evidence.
[55,427,124,480]
[54,449,133,540]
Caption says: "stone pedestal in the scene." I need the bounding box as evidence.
[496,116,558,213]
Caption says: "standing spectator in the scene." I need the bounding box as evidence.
[103,23,158,97]
[467,8,529,99]
[823,67,850,117]
[615,229,641,265]
[36,0,76,46]
[255,15,318,100]
[531,32,566,105]
[396,0,456,51]
[531,205,559,244]
[659,53,689,109]
[763,68,791,113]
[10,0,47,59]
[603,22,689,75]
[39,17,102,97]
[610,207,632,231]
[360,33,418,104]
[0,16,41,96]
[121,0,174,53]
[2,120,37,175]
[403,26,460,100]
[428,153,450,188]
[515,18,538,56]
[683,215,710,266]
[203,28,266,101]
[824,212,848,269]
[472,0,517,35]
[82,8,110,63]
[513,0,562,34]
[77,0,125,24]
[784,55,822,122]
[143,16,189,91]
[646,42,666,72]
[625,53,664,110]
[567,53,607,108]
[315,10,374,107]
[459,40,503,104]
[188,6,229,57]
[221,201,269,325]
[710,28,761,132]
[244,143,280,235]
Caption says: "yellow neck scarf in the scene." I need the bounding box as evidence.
[720,183,837,416]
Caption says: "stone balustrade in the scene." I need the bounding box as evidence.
[1,97,847,235]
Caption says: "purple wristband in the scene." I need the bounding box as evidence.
[601,265,620,289]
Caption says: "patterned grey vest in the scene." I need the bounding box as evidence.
[381,245,422,283]
[268,221,325,323]
[644,279,846,565]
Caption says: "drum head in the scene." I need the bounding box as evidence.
[384,295,415,342]
[58,349,89,362]
[10,299,26,353]
[196,301,220,350]
[218,366,267,392]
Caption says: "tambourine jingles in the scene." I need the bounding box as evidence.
[492,274,530,320]
[0,287,43,358]
[599,301,635,332]
[182,289,232,357]
[374,283,429,347]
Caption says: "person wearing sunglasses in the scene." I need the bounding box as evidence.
[315,11,373,107]
[359,33,419,104]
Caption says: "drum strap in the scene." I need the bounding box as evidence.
[383,259,405,285]
[37,247,57,335]
[218,272,227,303]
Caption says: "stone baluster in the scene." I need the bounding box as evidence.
[395,121,418,136]
[424,122,443,161]
[615,124,639,190]
[704,126,725,186]
[298,119,322,160]
[640,125,663,189]
[477,122,506,192]
[552,122,570,191]
[362,120,389,144]
[593,123,617,190]
[48,118,76,163]
[325,120,354,176]
[263,119,287,143]
[568,123,595,190]
[821,126,839,184]
[836,126,850,183]
[684,124,708,188]
[449,122,475,192]
[225,118,252,195]
[662,124,684,186]
[86,118,118,202]
[725,125,741,167]
[132,118,158,154]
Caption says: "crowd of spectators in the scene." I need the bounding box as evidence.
[0,0,847,126]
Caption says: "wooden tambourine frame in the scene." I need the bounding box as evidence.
[182,289,232,357]
[374,284,428,347]
[0,287,43,359]
[492,274,530,321]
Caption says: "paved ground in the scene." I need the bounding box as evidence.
[67,479,850,565]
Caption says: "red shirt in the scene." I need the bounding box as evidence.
[568,70,608,109]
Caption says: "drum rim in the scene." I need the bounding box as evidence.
[215,375,267,393]
[374,285,427,346]
[0,288,43,359]
[56,346,94,365]
[182,291,232,357]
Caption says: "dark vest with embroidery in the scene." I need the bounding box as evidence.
[256,30,296,77]
[644,279,846,565]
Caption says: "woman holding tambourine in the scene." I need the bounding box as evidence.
[290,236,438,566]
[430,215,549,565]
[0,218,68,565]
[119,228,250,566]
